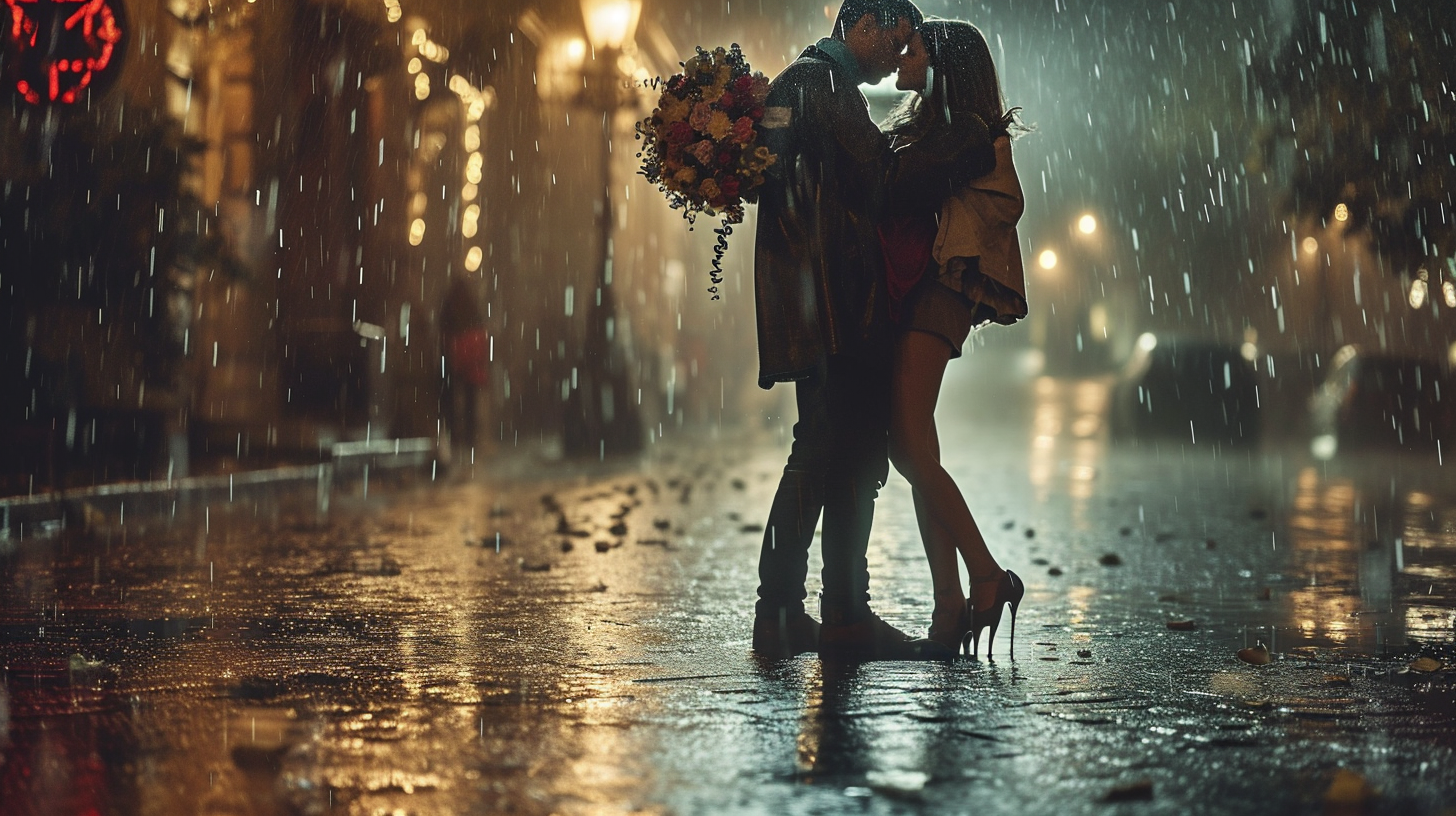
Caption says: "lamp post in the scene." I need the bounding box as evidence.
[564,0,644,458]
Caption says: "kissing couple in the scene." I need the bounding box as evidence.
[750,0,1029,661]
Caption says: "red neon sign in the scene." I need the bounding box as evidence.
[4,0,125,105]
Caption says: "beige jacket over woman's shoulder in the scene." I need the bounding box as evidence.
[931,135,1028,325]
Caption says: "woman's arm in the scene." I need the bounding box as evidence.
[884,112,995,216]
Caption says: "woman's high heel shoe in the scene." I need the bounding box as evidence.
[927,594,971,653]
[961,570,1025,660]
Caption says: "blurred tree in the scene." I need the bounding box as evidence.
[0,105,231,486]
[1254,1,1455,274]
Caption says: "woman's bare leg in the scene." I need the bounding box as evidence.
[890,330,1003,615]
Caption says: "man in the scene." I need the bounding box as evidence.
[750,0,989,660]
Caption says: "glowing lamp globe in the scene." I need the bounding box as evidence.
[581,0,641,51]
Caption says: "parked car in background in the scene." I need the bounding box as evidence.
[1308,346,1455,459]
[1109,333,1262,448]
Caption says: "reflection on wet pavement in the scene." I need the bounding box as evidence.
[2,358,1454,814]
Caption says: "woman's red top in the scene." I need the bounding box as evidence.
[878,212,938,321]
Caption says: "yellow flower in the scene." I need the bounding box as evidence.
[706,111,732,141]
[658,94,689,124]
[673,167,697,186]
[749,74,771,104]
[715,63,732,88]
[699,178,722,200]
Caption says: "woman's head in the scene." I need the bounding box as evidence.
[889,19,1019,136]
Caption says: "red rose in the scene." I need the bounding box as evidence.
[731,116,755,143]
[719,92,735,108]
[718,152,732,165]
[667,121,694,145]
[751,106,764,120]
[735,74,754,93]
[720,177,740,199]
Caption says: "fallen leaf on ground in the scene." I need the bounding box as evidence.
[1047,567,1064,576]
[1077,649,1092,658]
[1409,657,1444,673]
[1323,768,1373,812]
[518,559,551,572]
[1099,553,1123,566]
[1103,780,1153,802]
[1166,620,1198,631]
[1237,643,1272,665]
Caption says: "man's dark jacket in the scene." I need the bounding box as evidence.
[752,41,992,389]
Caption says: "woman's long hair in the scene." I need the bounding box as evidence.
[884,19,1024,140]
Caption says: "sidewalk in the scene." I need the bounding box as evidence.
[1,366,1454,815]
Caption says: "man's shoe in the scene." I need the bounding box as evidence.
[819,611,955,661]
[751,609,820,658]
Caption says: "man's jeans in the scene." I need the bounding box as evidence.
[755,351,889,621]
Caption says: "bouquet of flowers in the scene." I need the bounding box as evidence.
[636,44,776,299]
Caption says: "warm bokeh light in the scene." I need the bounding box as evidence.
[1334,202,1349,222]
[414,73,430,100]
[463,124,480,152]
[1077,214,1097,234]
[408,218,426,246]
[462,204,480,238]
[1408,278,1427,309]
[581,0,641,51]
[1444,280,1456,309]
[1038,249,1058,270]
[407,57,422,74]
[1301,236,1319,256]
[1087,303,1108,340]
[465,246,483,272]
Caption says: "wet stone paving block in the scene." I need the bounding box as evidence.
[3,372,1456,815]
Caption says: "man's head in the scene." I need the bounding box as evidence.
[832,0,923,84]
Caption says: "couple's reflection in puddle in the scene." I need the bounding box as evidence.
[751,653,1021,789]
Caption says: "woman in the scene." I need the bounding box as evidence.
[880,19,1028,657]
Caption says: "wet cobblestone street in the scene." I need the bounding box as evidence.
[3,356,1455,815]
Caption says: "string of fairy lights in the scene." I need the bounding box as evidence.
[385,0,495,274]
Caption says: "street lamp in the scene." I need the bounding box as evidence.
[564,0,644,458]
[582,0,640,51]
